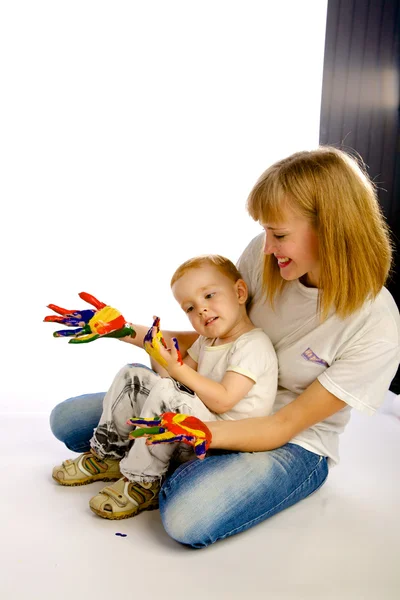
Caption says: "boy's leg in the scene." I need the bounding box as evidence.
[52,363,160,486]
[120,377,216,482]
[90,363,161,460]
[89,377,216,519]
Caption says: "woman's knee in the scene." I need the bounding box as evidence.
[49,400,73,442]
[159,446,327,549]
[159,486,206,548]
[49,392,105,452]
[159,458,226,548]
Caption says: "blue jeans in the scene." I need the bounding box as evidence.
[50,392,329,548]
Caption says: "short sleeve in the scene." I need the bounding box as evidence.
[318,325,400,415]
[226,331,277,383]
[187,336,203,363]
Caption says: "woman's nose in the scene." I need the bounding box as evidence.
[263,237,275,255]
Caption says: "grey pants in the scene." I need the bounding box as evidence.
[90,363,217,483]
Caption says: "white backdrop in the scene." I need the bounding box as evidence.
[0,1,327,413]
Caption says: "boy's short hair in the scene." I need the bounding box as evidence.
[170,255,243,287]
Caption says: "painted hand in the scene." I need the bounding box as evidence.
[143,317,183,371]
[44,292,136,343]
[127,412,212,460]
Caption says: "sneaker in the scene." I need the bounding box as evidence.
[89,477,160,520]
[52,451,122,486]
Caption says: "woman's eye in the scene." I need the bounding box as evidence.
[274,235,285,239]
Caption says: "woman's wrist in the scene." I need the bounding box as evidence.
[206,420,224,449]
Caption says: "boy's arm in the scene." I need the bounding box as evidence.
[152,335,256,412]
[169,363,255,413]
[121,324,198,354]
[121,325,199,376]
[154,351,198,378]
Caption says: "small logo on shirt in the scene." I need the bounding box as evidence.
[301,348,329,367]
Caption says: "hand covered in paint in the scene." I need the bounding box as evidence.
[44,292,136,344]
[143,317,183,373]
[127,412,212,460]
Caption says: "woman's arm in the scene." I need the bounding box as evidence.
[208,379,346,451]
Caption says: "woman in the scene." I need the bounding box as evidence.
[50,147,400,548]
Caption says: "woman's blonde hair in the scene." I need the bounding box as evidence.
[247,146,393,320]
[170,255,242,287]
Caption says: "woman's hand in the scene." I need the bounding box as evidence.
[127,412,212,460]
[144,317,183,375]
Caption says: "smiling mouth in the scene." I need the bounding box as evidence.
[205,317,218,326]
[277,257,292,268]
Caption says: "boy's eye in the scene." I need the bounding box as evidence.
[186,306,193,313]
[205,292,215,299]
[274,235,285,239]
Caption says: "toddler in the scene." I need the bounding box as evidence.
[52,255,278,519]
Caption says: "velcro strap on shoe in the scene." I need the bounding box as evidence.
[100,485,138,508]
[63,459,79,477]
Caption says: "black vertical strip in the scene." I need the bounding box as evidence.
[353,0,371,151]
[378,0,399,214]
[381,0,400,211]
[320,0,400,393]
[328,0,355,144]
[343,0,369,152]
[366,1,385,172]
[390,0,400,232]
[357,2,383,161]
[339,0,356,146]
[320,0,341,141]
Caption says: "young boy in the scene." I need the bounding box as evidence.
[52,255,278,519]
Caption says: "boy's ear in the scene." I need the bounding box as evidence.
[235,279,248,305]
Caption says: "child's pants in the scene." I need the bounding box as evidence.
[90,364,218,483]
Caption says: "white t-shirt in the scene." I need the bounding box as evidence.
[187,329,278,421]
[237,233,400,465]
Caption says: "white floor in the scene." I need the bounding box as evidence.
[2,395,400,600]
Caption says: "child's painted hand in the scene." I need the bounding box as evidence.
[143,317,183,373]
[44,292,136,343]
[127,412,212,460]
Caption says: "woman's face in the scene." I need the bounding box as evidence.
[261,207,320,287]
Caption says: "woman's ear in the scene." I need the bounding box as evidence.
[235,279,248,305]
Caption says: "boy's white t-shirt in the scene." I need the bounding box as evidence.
[237,233,400,465]
[187,329,278,421]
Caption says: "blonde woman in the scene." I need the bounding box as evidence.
[50,147,400,548]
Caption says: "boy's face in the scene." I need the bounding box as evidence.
[172,265,247,339]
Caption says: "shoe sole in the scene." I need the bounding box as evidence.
[89,502,159,520]
[52,474,121,487]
